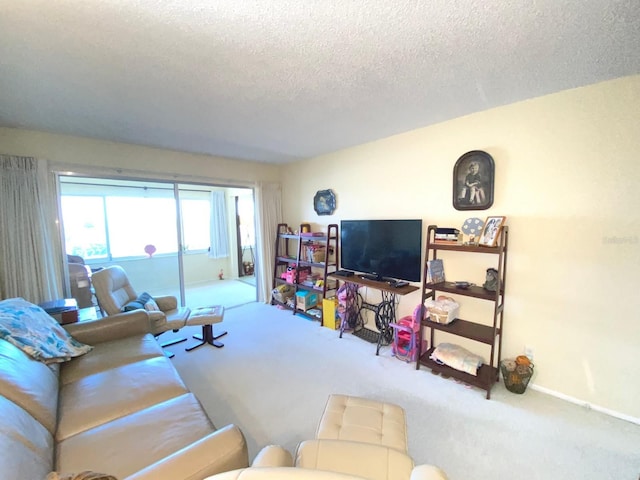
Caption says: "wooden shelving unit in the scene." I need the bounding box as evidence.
[416,224,508,399]
[271,223,339,322]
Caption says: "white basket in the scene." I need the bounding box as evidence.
[425,298,460,325]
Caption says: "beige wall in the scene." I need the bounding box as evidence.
[0,128,275,305]
[280,75,640,420]
[1,77,638,419]
[0,128,280,184]
[89,253,228,294]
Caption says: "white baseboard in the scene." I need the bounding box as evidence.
[529,383,640,425]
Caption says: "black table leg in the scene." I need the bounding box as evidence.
[186,324,228,351]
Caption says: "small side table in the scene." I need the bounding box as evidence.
[39,298,78,325]
[39,299,100,325]
[78,306,99,322]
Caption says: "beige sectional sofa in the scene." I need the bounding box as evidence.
[0,308,248,480]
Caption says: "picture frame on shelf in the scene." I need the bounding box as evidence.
[453,150,495,211]
[478,216,506,247]
[313,189,336,215]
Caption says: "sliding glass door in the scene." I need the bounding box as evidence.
[58,175,257,311]
[60,177,182,307]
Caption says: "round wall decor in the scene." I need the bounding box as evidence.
[313,189,336,215]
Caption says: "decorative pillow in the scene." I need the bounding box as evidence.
[121,292,157,312]
[121,299,145,312]
[143,297,160,311]
[430,342,484,376]
[0,298,93,364]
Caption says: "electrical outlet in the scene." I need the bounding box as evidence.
[524,346,534,361]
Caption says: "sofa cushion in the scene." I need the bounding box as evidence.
[316,394,407,453]
[57,356,189,440]
[56,393,217,479]
[0,339,59,433]
[0,395,54,480]
[0,298,92,364]
[60,333,164,385]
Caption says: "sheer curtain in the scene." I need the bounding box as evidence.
[254,181,282,303]
[208,190,229,258]
[0,155,63,303]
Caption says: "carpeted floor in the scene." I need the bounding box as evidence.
[156,279,257,310]
[238,275,256,287]
[165,302,640,480]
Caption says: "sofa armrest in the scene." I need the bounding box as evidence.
[411,465,449,480]
[64,310,151,344]
[252,446,294,467]
[126,424,248,480]
[296,439,414,480]
[154,295,177,311]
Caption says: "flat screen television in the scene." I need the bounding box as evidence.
[340,219,423,282]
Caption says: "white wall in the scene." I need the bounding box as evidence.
[280,75,640,420]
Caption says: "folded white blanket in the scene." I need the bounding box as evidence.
[430,342,484,376]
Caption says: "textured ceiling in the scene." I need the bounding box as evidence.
[1,1,639,163]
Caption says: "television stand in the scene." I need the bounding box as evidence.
[327,273,419,355]
[360,273,384,281]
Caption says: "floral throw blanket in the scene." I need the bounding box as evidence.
[0,297,92,364]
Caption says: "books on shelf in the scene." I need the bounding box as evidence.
[435,227,459,235]
[434,227,461,244]
[427,259,445,284]
[433,239,460,245]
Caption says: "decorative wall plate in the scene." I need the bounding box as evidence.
[313,189,336,215]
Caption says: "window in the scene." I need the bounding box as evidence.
[106,196,178,257]
[237,194,255,247]
[59,177,237,261]
[180,198,211,252]
[60,196,108,260]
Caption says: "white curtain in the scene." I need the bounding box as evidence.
[0,155,63,303]
[208,190,229,259]
[254,181,282,303]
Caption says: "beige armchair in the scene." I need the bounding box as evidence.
[202,443,448,480]
[92,265,191,357]
[222,394,449,480]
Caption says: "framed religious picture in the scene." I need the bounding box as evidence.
[453,150,495,211]
[478,216,506,247]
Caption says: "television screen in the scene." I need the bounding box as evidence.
[340,219,423,282]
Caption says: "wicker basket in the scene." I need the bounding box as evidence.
[500,358,534,394]
[272,284,295,303]
[305,246,326,263]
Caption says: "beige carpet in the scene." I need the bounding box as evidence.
[164,302,640,480]
[156,279,257,310]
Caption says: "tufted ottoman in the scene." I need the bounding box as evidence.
[185,305,226,351]
[315,394,408,453]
